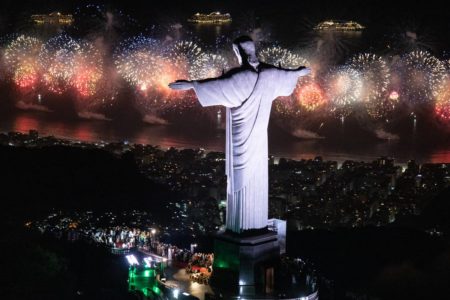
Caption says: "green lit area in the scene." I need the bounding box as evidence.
[126,255,198,300]
[213,240,240,270]
[128,265,161,298]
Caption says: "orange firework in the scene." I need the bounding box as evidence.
[13,64,39,88]
[435,80,450,122]
[71,42,103,97]
[4,35,43,90]
[39,35,80,94]
[114,36,163,92]
[295,81,327,111]
[153,57,187,97]
[71,66,102,97]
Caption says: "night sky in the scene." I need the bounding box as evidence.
[0,0,449,149]
[1,0,450,45]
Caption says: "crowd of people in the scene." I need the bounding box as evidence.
[89,226,214,269]
[91,226,156,250]
[33,212,216,285]
[186,253,214,284]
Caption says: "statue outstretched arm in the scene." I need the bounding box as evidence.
[295,66,311,77]
[169,73,243,108]
[275,66,311,97]
[169,77,225,107]
[168,80,194,91]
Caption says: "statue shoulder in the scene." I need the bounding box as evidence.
[258,63,283,74]
[257,63,284,78]
[222,66,258,80]
[258,62,277,70]
[222,67,244,77]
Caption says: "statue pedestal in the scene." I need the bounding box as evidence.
[210,231,280,297]
[206,231,319,299]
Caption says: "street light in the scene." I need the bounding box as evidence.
[143,257,153,268]
[125,254,139,266]
[149,228,157,247]
[173,289,180,299]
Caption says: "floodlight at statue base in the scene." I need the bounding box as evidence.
[210,231,281,297]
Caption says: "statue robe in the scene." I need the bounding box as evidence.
[193,65,300,233]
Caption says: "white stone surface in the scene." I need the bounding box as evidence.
[170,37,310,233]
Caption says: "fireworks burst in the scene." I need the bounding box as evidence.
[401,50,446,106]
[115,37,201,114]
[258,46,309,69]
[273,78,326,117]
[3,35,43,89]
[167,40,207,80]
[349,53,393,119]
[326,66,363,117]
[435,79,450,122]
[71,41,103,97]
[114,36,164,92]
[389,91,399,100]
[197,53,229,79]
[295,79,327,111]
[40,35,80,94]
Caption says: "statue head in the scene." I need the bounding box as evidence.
[232,36,259,70]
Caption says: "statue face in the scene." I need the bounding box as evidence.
[232,40,259,70]
[240,41,256,58]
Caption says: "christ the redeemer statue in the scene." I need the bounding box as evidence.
[169,36,310,233]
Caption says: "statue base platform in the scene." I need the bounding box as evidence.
[210,231,279,296]
[208,231,319,299]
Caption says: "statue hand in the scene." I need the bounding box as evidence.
[297,66,311,77]
[168,80,194,91]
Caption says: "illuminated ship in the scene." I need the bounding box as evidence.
[188,11,232,24]
[31,12,73,26]
[314,20,365,31]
